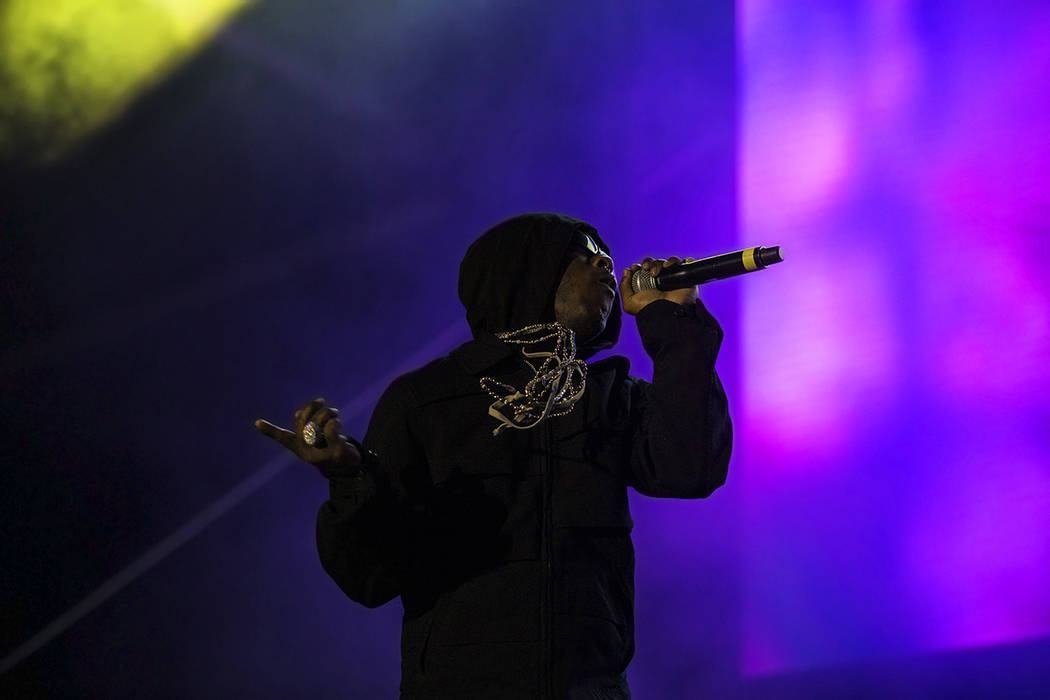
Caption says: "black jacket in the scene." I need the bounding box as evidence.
[316,214,732,699]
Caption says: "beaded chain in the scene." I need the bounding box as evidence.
[479,323,588,435]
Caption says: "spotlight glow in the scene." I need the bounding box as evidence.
[0,0,253,164]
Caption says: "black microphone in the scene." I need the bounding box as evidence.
[630,245,784,293]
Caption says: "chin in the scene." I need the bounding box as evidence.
[576,317,607,344]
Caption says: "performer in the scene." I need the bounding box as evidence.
[256,212,732,699]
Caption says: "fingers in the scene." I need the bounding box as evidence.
[637,256,669,278]
[620,255,699,316]
[291,399,346,453]
[636,256,691,277]
[294,397,326,436]
[306,406,339,450]
[312,406,339,430]
[318,409,343,441]
[322,415,345,443]
[258,399,361,474]
[619,267,635,299]
[255,418,297,450]
[651,256,689,276]
[323,417,353,460]
[622,259,659,299]
[324,418,364,469]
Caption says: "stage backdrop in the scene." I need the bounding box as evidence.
[3,0,1049,697]
[739,0,1050,694]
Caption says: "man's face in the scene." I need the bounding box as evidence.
[554,246,617,343]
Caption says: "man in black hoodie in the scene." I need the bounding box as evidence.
[256,213,732,699]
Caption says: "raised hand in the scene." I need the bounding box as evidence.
[618,256,698,316]
[255,397,361,473]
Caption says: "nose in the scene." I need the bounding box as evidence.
[589,253,614,273]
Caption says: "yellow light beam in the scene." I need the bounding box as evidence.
[0,0,254,165]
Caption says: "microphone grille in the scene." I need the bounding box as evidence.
[630,269,657,294]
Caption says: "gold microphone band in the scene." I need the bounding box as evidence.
[742,247,759,272]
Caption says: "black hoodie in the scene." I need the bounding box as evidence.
[457,212,621,359]
[316,213,732,699]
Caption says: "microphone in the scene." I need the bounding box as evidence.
[630,246,784,293]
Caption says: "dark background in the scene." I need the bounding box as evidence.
[2,2,739,696]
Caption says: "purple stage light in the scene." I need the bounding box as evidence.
[739,0,1050,675]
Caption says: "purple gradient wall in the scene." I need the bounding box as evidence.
[739,0,1050,676]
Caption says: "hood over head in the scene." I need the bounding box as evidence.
[457,212,621,360]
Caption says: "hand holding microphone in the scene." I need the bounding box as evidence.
[629,246,783,294]
[619,256,698,316]
[619,246,784,316]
